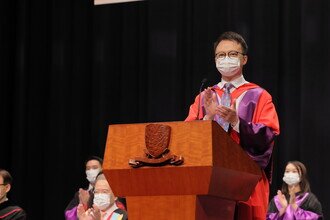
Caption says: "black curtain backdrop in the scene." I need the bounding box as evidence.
[1,0,330,219]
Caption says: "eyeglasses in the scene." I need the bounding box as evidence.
[215,50,245,59]
[0,184,7,186]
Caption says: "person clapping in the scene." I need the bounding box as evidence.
[267,161,323,219]
[77,174,127,220]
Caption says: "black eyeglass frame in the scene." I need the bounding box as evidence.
[215,50,246,59]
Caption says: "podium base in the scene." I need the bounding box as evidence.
[126,195,236,220]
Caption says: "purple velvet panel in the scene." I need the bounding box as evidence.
[201,86,277,169]
[64,206,78,220]
[237,88,277,169]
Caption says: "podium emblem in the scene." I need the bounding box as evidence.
[129,124,184,168]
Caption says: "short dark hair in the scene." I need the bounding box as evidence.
[214,31,248,54]
[281,161,311,196]
[0,169,13,185]
[85,156,103,166]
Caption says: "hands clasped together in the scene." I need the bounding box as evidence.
[78,188,90,206]
[203,87,239,127]
[77,188,102,220]
[77,204,102,220]
[277,186,299,216]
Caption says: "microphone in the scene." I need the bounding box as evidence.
[196,78,207,120]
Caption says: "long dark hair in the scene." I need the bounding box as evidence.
[281,161,311,196]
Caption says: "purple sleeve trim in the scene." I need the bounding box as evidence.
[294,207,321,220]
[239,118,276,169]
[64,206,78,220]
[266,212,283,220]
[237,88,277,169]
[239,118,277,148]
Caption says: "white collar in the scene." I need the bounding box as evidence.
[217,75,248,89]
[88,184,93,191]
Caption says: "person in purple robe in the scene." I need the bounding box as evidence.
[267,161,323,220]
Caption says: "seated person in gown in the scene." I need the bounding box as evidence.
[77,174,127,220]
[65,156,104,219]
[267,161,323,219]
[65,156,126,220]
[0,169,26,220]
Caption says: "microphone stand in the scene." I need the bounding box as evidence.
[196,78,207,120]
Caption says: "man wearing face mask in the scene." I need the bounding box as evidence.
[0,169,26,220]
[77,174,127,220]
[267,161,323,219]
[185,31,280,219]
[65,156,104,220]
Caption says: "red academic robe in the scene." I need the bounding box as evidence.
[185,82,280,220]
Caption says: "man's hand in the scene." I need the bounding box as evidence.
[203,87,218,120]
[91,205,102,220]
[77,204,92,220]
[77,205,101,220]
[215,100,239,126]
[79,188,90,205]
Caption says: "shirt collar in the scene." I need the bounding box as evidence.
[217,75,248,90]
[102,202,119,219]
[88,184,93,191]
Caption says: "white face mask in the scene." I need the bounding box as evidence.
[283,172,300,185]
[216,57,241,77]
[93,193,111,210]
[86,168,100,183]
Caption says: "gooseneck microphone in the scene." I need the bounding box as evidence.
[196,78,208,120]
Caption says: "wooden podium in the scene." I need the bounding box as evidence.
[103,120,262,220]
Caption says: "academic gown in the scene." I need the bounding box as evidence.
[65,189,127,220]
[267,192,323,220]
[185,82,280,220]
[0,200,26,220]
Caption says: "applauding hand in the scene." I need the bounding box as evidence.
[277,190,288,216]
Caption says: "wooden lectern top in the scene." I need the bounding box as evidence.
[103,120,261,202]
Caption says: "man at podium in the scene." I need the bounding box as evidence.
[185,31,280,220]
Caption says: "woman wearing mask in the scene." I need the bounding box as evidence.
[77,174,127,220]
[267,161,323,220]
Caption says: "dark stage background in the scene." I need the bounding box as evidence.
[1,0,330,219]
